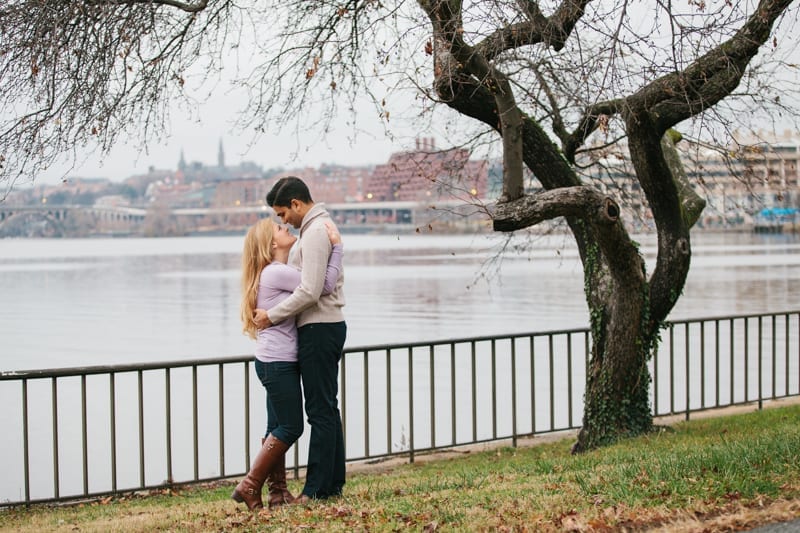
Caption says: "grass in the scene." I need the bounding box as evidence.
[1,403,799,532]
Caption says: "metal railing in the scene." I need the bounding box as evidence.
[1,310,798,507]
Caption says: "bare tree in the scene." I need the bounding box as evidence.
[0,0,236,197]
[1,0,798,450]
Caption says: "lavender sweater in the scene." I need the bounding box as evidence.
[254,244,342,362]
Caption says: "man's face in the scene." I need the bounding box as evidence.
[272,201,303,229]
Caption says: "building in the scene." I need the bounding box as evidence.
[268,165,373,204]
[363,138,489,202]
[212,178,268,208]
[679,129,800,226]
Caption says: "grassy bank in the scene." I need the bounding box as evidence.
[2,403,799,532]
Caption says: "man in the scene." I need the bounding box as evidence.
[254,176,347,502]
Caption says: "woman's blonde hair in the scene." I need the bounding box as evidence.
[240,219,275,339]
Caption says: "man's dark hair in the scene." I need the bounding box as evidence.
[266,176,313,207]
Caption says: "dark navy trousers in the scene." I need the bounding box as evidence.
[297,321,347,498]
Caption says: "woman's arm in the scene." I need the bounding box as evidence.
[262,241,342,295]
[321,243,343,295]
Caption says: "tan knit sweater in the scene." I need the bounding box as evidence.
[266,203,345,327]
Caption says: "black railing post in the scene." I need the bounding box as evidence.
[470,341,476,443]
[341,352,347,455]
[491,340,497,440]
[653,342,660,416]
[511,338,517,448]
[548,335,554,431]
[758,316,763,410]
[81,374,88,496]
[669,325,675,414]
[166,368,172,484]
[110,373,117,492]
[192,366,199,481]
[386,349,392,455]
[429,346,435,449]
[772,314,777,399]
[138,370,145,488]
[745,317,750,403]
[364,351,370,458]
[244,362,251,470]
[450,343,456,447]
[730,319,735,405]
[567,334,573,429]
[685,323,690,420]
[51,377,59,499]
[530,336,536,434]
[408,347,414,463]
[218,363,225,477]
[22,379,30,504]
[715,320,720,409]
[700,321,706,410]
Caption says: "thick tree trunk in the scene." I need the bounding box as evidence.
[571,229,653,453]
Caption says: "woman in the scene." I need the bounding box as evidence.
[233,218,342,511]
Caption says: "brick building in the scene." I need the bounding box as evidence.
[269,165,373,204]
[363,138,489,202]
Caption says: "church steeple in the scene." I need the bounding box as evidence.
[218,139,226,169]
[178,149,187,172]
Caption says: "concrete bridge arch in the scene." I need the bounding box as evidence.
[0,210,67,237]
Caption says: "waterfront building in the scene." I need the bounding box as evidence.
[670,130,799,228]
[363,137,489,202]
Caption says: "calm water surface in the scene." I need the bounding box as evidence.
[1,230,799,502]
[1,231,799,371]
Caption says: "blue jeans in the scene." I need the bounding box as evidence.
[298,321,347,498]
[254,359,303,445]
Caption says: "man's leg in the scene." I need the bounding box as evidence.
[327,406,346,497]
[297,321,347,499]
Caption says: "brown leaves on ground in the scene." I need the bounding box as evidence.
[591,498,800,533]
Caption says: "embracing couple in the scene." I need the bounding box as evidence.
[233,176,347,511]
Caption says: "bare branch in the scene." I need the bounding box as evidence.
[628,0,795,131]
[121,0,210,13]
[475,0,592,59]
[492,185,619,232]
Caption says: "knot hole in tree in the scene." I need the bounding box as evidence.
[603,198,620,222]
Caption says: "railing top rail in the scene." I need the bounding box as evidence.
[2,309,796,381]
[664,309,799,325]
[0,354,253,381]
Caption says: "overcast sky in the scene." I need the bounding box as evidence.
[27,1,800,188]
[33,93,409,186]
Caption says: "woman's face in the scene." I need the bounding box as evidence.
[271,221,297,251]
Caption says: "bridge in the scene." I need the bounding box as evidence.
[0,204,148,237]
[0,199,484,237]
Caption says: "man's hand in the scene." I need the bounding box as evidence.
[254,308,273,329]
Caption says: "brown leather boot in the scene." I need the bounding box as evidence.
[231,435,290,510]
[267,454,295,508]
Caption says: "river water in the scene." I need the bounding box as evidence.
[1,230,799,503]
[1,231,799,371]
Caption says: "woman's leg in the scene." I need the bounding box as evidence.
[255,360,275,440]
[233,360,303,510]
[263,361,303,444]
[263,361,304,507]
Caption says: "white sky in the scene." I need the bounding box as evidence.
[27,1,800,187]
[33,95,409,185]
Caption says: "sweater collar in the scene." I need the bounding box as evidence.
[300,203,327,235]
